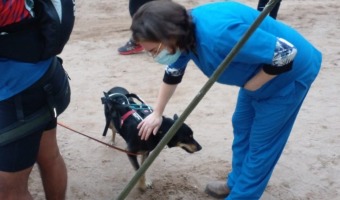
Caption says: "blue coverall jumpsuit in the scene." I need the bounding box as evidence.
[166,2,322,199]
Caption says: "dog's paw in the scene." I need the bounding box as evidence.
[138,179,153,191]
[145,180,153,189]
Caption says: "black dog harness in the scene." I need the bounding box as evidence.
[101,92,153,137]
[120,110,136,127]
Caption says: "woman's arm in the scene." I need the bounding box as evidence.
[243,68,276,91]
[244,37,297,91]
[138,82,178,140]
[153,82,178,116]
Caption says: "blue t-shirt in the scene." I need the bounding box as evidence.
[0,58,51,100]
[167,1,322,88]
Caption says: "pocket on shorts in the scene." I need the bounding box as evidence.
[44,57,71,117]
[54,72,71,116]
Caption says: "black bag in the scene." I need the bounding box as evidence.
[34,0,75,60]
[0,0,75,62]
[0,56,71,146]
[42,57,71,117]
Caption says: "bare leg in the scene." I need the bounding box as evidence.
[36,128,67,200]
[0,167,34,200]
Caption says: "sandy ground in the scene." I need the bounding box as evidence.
[28,0,340,199]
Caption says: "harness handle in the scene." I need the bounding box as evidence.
[125,93,145,104]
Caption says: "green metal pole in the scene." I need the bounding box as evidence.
[116,0,281,199]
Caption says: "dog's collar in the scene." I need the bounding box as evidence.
[120,110,136,127]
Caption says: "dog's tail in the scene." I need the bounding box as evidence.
[101,92,131,136]
[101,92,121,136]
[101,92,112,136]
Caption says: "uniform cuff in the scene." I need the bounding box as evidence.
[163,72,183,84]
[262,61,293,75]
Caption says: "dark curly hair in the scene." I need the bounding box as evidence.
[130,1,195,53]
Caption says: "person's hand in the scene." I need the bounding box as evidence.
[244,68,277,91]
[137,112,163,140]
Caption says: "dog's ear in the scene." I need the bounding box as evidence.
[173,114,179,120]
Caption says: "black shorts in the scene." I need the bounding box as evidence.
[0,57,70,172]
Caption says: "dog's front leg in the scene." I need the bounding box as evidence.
[139,152,153,190]
[127,152,152,191]
[127,154,140,171]
[127,153,146,191]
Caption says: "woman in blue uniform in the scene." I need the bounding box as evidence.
[131,1,322,199]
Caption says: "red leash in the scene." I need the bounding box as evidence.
[57,122,140,156]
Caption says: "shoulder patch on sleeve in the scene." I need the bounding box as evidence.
[165,66,185,77]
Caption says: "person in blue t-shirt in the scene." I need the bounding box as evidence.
[131,1,322,199]
[0,0,72,199]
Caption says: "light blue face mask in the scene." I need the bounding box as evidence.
[154,48,181,65]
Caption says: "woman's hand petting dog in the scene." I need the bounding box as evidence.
[138,112,163,140]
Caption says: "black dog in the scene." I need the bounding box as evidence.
[101,86,202,191]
